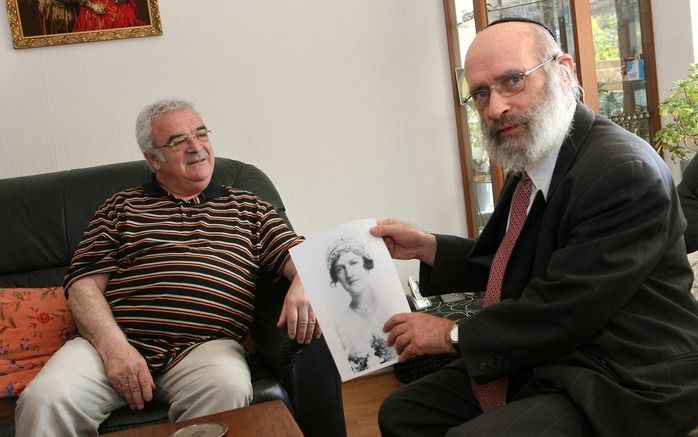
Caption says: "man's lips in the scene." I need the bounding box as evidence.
[496,124,525,137]
[187,155,208,165]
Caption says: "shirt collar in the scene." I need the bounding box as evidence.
[143,174,226,203]
[526,141,563,201]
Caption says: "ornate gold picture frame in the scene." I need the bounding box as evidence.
[6,0,162,49]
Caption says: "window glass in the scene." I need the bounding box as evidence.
[591,0,650,141]
[486,0,576,60]
[454,0,493,233]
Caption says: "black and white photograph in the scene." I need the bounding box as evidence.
[290,218,410,381]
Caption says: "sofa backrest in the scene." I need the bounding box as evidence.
[0,158,289,288]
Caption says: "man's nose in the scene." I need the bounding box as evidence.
[185,138,205,152]
[485,91,510,121]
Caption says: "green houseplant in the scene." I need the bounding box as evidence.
[654,63,698,161]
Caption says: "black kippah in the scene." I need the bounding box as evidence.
[488,17,557,41]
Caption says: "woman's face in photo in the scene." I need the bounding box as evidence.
[333,251,370,295]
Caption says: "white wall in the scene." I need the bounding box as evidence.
[0,1,467,284]
[652,0,698,180]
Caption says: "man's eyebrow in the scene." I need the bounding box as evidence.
[468,83,487,94]
[165,125,207,143]
[165,133,187,143]
[469,67,526,91]
[467,77,488,93]
[495,68,525,80]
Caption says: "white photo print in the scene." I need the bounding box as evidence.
[290,218,410,381]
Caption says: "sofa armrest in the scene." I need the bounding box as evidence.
[251,272,346,437]
[285,338,346,437]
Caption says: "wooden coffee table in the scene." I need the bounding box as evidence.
[106,400,303,437]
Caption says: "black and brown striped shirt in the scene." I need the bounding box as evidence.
[64,181,302,374]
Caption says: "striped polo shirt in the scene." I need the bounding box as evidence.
[64,180,302,374]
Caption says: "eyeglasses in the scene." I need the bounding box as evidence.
[156,128,212,152]
[458,54,559,110]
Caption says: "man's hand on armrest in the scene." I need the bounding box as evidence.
[277,260,322,344]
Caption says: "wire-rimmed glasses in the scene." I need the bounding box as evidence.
[456,54,559,110]
[156,128,212,152]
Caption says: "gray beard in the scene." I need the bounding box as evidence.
[481,78,576,174]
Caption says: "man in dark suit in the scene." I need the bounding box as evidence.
[373,18,698,437]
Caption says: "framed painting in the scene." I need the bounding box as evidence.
[6,0,162,49]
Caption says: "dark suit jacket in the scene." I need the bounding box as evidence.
[420,103,698,437]
[678,156,698,253]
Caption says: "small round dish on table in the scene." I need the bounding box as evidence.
[170,422,229,437]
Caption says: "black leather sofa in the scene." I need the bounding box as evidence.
[0,158,347,436]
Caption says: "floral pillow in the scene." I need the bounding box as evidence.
[0,287,75,398]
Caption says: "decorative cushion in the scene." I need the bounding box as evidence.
[0,288,75,398]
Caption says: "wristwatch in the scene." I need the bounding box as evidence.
[449,322,459,344]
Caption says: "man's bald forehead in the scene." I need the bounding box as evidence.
[465,21,537,67]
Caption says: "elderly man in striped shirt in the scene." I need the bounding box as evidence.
[15,99,319,437]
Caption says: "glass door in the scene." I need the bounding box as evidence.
[453,0,494,233]
[591,0,652,142]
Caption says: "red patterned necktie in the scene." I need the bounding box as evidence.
[471,172,532,412]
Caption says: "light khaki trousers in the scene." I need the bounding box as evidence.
[15,337,252,437]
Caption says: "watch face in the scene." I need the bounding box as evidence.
[450,324,458,343]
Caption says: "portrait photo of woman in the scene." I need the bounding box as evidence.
[289,218,410,381]
[326,237,395,373]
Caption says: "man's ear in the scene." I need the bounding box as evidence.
[143,152,161,170]
[557,53,575,79]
